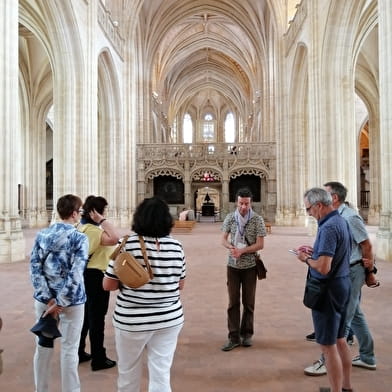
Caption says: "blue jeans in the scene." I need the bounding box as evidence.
[344,263,376,365]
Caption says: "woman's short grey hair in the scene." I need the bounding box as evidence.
[304,187,332,206]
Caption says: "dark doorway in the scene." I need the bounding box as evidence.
[229,175,261,202]
[154,176,184,204]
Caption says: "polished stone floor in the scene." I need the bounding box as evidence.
[0,223,390,391]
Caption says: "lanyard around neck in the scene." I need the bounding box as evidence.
[235,210,250,237]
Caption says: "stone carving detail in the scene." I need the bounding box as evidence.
[138,143,275,185]
[145,168,183,180]
[192,168,222,181]
[230,168,267,179]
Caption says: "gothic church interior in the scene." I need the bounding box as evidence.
[1,0,392,263]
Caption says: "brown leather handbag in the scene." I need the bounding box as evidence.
[112,235,153,288]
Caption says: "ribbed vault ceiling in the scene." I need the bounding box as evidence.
[130,0,284,120]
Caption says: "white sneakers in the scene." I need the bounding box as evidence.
[352,355,376,370]
[304,355,376,376]
[304,359,327,376]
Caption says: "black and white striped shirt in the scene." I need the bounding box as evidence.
[105,234,186,332]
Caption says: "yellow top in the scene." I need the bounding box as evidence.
[78,223,116,272]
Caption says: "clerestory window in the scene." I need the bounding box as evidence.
[224,112,235,143]
[202,113,215,142]
[183,113,193,143]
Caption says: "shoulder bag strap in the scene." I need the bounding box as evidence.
[244,235,259,257]
[139,236,154,279]
[306,254,341,281]
[109,235,129,260]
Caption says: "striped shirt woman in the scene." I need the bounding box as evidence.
[103,197,186,392]
[105,234,186,332]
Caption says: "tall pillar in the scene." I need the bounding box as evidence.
[222,179,230,217]
[376,0,392,261]
[0,0,25,263]
[184,161,191,208]
[367,112,381,225]
[24,111,49,228]
[137,161,146,204]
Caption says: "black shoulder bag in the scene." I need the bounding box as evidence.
[244,235,267,280]
[303,261,340,310]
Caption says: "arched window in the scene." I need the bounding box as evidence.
[202,113,215,142]
[224,112,235,143]
[183,113,193,143]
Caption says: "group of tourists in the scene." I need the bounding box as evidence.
[29,182,377,392]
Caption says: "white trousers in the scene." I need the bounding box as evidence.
[33,300,84,392]
[115,324,183,392]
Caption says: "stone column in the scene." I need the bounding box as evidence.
[222,179,230,218]
[367,112,380,225]
[24,110,49,228]
[376,0,392,261]
[0,0,25,263]
[184,160,191,208]
[137,160,146,204]
[44,1,98,218]
[184,179,191,209]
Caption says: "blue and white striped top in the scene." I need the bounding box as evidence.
[105,234,186,332]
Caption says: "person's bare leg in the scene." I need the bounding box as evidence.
[336,337,353,390]
[321,344,342,392]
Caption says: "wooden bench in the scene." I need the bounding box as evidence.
[173,220,196,233]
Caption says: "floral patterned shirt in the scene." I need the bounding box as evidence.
[222,212,266,269]
[30,222,89,307]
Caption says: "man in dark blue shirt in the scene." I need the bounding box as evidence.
[296,188,353,392]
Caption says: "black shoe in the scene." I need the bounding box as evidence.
[79,352,91,363]
[91,358,117,371]
[241,337,253,347]
[221,340,240,352]
[306,332,316,342]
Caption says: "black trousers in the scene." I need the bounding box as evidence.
[226,265,257,343]
[79,268,110,362]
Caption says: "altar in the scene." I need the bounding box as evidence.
[202,203,215,216]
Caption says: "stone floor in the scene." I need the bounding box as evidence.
[0,223,390,392]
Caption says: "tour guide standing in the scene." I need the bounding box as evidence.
[221,188,266,351]
[296,188,353,392]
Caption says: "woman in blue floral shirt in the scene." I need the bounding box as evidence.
[30,194,89,392]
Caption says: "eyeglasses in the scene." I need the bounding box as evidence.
[305,205,313,213]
